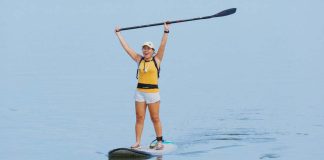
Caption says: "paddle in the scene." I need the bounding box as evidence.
[119,8,237,31]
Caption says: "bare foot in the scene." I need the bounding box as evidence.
[155,141,164,150]
[130,143,141,149]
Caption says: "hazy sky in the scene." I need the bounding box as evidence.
[1,0,324,108]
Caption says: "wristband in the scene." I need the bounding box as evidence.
[164,30,169,33]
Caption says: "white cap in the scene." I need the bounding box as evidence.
[142,41,155,50]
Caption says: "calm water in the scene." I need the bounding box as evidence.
[1,0,324,160]
[1,74,324,160]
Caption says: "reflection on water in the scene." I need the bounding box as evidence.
[211,144,244,150]
[107,126,281,159]
[260,153,280,159]
[107,108,285,159]
[108,155,162,160]
[171,108,283,158]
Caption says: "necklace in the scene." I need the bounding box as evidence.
[144,61,150,72]
[144,58,152,73]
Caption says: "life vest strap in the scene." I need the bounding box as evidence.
[137,83,159,89]
[136,56,160,79]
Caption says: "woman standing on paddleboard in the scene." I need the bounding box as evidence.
[115,22,170,150]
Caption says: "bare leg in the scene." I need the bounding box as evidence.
[132,101,147,147]
[148,101,162,137]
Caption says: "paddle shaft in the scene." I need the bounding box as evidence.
[119,8,236,31]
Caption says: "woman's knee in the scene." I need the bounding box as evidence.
[150,115,160,123]
[136,114,145,123]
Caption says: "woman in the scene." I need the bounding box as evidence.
[115,22,170,150]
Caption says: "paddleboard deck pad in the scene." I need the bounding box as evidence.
[109,141,177,159]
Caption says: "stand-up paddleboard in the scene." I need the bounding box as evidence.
[109,140,177,159]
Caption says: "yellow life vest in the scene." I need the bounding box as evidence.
[136,57,160,93]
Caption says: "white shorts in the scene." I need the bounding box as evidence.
[134,90,160,104]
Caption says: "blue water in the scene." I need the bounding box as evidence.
[2,94,324,160]
[1,0,324,160]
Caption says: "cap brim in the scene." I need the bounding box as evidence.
[142,45,154,49]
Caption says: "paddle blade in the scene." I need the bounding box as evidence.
[213,8,237,17]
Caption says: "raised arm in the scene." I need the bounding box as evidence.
[155,22,170,62]
[115,27,142,63]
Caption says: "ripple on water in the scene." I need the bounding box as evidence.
[260,153,280,159]
[178,150,208,156]
[212,144,244,150]
[175,127,278,158]
[187,128,277,144]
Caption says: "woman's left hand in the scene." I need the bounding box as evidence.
[164,21,170,31]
